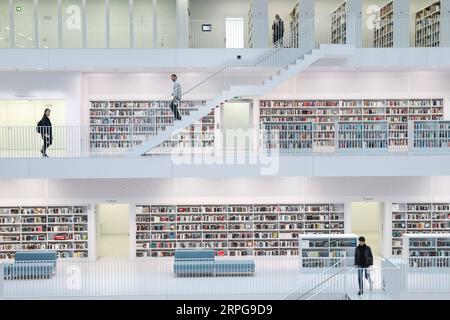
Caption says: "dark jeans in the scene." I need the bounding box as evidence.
[41,136,52,154]
[357,266,371,292]
[170,99,181,120]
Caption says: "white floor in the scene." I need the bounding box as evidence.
[2,258,450,300]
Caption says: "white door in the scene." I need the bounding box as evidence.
[225,18,244,48]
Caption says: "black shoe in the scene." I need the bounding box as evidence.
[357,291,363,295]
[44,153,49,157]
[40,149,44,157]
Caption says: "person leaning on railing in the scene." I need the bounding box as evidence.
[36,108,53,157]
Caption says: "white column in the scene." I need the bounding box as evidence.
[57,0,63,48]
[346,0,362,47]
[176,0,189,48]
[441,0,450,47]
[81,0,87,48]
[299,0,314,49]
[393,0,409,47]
[152,0,157,48]
[251,0,268,48]
[105,0,110,48]
[129,0,134,48]
[33,0,39,48]
[129,203,136,260]
[9,0,15,48]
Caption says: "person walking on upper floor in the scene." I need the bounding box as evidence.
[37,108,53,157]
[272,14,284,47]
[170,74,182,121]
[354,236,374,295]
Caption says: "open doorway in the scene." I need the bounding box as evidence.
[351,202,384,265]
[96,204,130,259]
[225,17,244,48]
[221,100,252,151]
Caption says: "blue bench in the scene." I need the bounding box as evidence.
[3,251,57,280]
[173,250,255,277]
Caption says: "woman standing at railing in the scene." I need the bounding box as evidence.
[36,108,53,157]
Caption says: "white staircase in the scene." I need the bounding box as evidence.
[346,290,394,300]
[127,45,352,156]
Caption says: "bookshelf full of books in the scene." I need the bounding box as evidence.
[259,99,444,153]
[331,2,347,44]
[299,234,357,268]
[403,234,450,267]
[135,203,346,258]
[391,203,450,256]
[373,1,394,48]
[415,1,441,47]
[413,120,450,149]
[0,205,90,260]
[149,111,215,154]
[89,100,205,151]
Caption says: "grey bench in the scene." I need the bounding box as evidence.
[173,250,255,277]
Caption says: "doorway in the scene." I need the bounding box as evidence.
[351,202,383,264]
[221,101,252,151]
[96,204,130,259]
[225,17,244,48]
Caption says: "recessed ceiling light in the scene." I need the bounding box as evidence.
[36,67,44,70]
[27,37,33,41]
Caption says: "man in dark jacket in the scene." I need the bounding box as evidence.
[37,108,53,157]
[354,236,373,295]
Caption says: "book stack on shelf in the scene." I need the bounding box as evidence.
[0,205,89,260]
[331,2,347,44]
[403,234,450,267]
[415,1,441,47]
[373,1,393,48]
[135,203,345,258]
[151,111,215,153]
[260,99,444,152]
[299,234,357,268]
[90,100,204,150]
[392,203,450,255]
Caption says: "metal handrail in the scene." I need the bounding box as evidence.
[301,266,354,300]
[280,257,347,300]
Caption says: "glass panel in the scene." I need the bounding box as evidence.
[110,0,129,48]
[14,0,35,48]
[0,0,10,48]
[87,0,105,48]
[62,0,82,48]
[38,0,58,48]
[133,0,153,48]
[157,0,175,48]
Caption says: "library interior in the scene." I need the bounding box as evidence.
[1,0,450,301]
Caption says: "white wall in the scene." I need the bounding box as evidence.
[158,0,176,48]
[315,0,344,43]
[0,0,10,49]
[189,0,249,47]
[97,203,129,234]
[0,72,82,126]
[351,202,381,256]
[87,0,106,48]
[133,0,154,48]
[110,0,130,48]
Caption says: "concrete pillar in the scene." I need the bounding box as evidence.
[176,0,189,48]
[346,0,362,47]
[299,0,314,48]
[393,0,409,47]
[441,0,450,47]
[250,0,268,48]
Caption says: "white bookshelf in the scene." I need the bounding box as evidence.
[260,99,444,152]
[0,205,90,260]
[135,203,346,258]
[89,100,204,150]
[391,203,450,256]
[374,1,394,48]
[299,234,357,268]
[331,2,347,44]
[413,120,450,149]
[403,234,450,267]
[415,1,441,47]
[149,111,215,154]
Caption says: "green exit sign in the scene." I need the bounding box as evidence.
[16,6,21,12]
